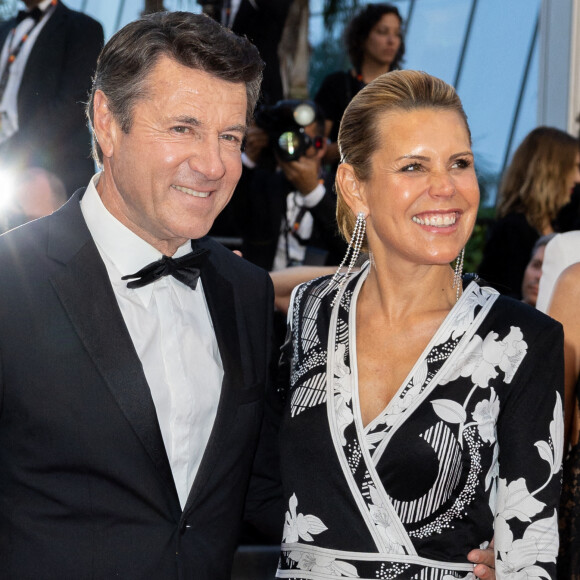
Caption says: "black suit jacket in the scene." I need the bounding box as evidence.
[0,191,279,579]
[231,0,292,105]
[0,2,104,195]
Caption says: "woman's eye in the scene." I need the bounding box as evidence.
[401,163,422,172]
[452,158,472,169]
[172,126,190,134]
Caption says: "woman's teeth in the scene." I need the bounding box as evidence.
[412,213,457,227]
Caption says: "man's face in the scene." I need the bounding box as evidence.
[95,56,247,255]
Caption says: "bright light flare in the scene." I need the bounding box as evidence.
[0,169,16,213]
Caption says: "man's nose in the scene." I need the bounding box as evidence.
[188,139,226,181]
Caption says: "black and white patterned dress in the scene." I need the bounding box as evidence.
[276,263,564,579]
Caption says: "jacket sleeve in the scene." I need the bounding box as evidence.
[493,318,564,578]
[241,275,285,543]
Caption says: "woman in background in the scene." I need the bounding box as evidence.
[275,70,563,579]
[546,262,580,578]
[314,3,405,166]
[478,127,580,299]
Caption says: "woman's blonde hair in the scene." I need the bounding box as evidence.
[335,70,470,248]
[496,127,579,232]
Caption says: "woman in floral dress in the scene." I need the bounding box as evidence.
[275,70,564,579]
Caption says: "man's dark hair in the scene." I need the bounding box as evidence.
[345,3,405,73]
[87,11,264,165]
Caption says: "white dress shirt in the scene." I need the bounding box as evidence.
[536,231,580,312]
[80,174,223,509]
[0,0,55,143]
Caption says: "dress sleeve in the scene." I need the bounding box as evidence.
[494,318,564,578]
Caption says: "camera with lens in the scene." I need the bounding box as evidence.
[254,99,324,162]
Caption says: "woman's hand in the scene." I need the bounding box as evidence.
[468,538,495,579]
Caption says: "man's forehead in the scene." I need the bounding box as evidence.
[140,57,247,110]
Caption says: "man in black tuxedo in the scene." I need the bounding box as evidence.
[201,0,292,105]
[0,12,280,579]
[0,0,103,196]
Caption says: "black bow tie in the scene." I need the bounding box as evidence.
[15,7,43,24]
[122,248,208,291]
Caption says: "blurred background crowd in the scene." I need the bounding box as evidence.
[1,0,580,577]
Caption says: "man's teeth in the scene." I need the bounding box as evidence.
[172,185,210,198]
[412,214,457,227]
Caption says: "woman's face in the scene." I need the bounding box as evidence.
[363,13,402,69]
[355,108,479,268]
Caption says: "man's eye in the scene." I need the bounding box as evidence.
[171,126,190,134]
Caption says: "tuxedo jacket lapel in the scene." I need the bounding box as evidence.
[47,194,179,505]
[182,239,246,513]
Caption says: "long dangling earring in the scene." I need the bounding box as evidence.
[331,212,366,306]
[452,247,465,302]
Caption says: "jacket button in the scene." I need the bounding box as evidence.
[179,520,190,534]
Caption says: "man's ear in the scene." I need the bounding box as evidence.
[92,90,117,160]
[336,163,369,216]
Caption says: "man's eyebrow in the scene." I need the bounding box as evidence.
[173,115,201,126]
[224,124,247,134]
[172,118,246,134]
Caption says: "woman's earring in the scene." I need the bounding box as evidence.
[452,247,465,302]
[331,212,366,306]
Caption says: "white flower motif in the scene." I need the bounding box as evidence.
[367,485,405,554]
[440,328,528,389]
[498,327,528,383]
[435,285,490,345]
[282,493,328,543]
[290,551,360,577]
[333,343,354,445]
[496,478,545,523]
[472,388,500,443]
[496,511,558,579]
[535,393,564,476]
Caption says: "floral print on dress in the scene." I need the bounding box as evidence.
[277,269,563,579]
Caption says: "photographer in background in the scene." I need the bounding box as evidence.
[218,99,346,273]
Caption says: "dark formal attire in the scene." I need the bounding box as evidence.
[0,2,103,196]
[477,212,539,299]
[275,268,563,578]
[228,0,292,105]
[0,187,280,579]
[314,70,364,144]
[236,166,346,272]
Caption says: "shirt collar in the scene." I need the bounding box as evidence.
[80,173,193,305]
[38,0,53,10]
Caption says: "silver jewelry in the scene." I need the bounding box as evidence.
[331,212,366,306]
[452,247,465,302]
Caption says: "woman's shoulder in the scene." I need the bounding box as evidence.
[491,289,562,334]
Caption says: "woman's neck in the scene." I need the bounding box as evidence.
[359,258,457,326]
